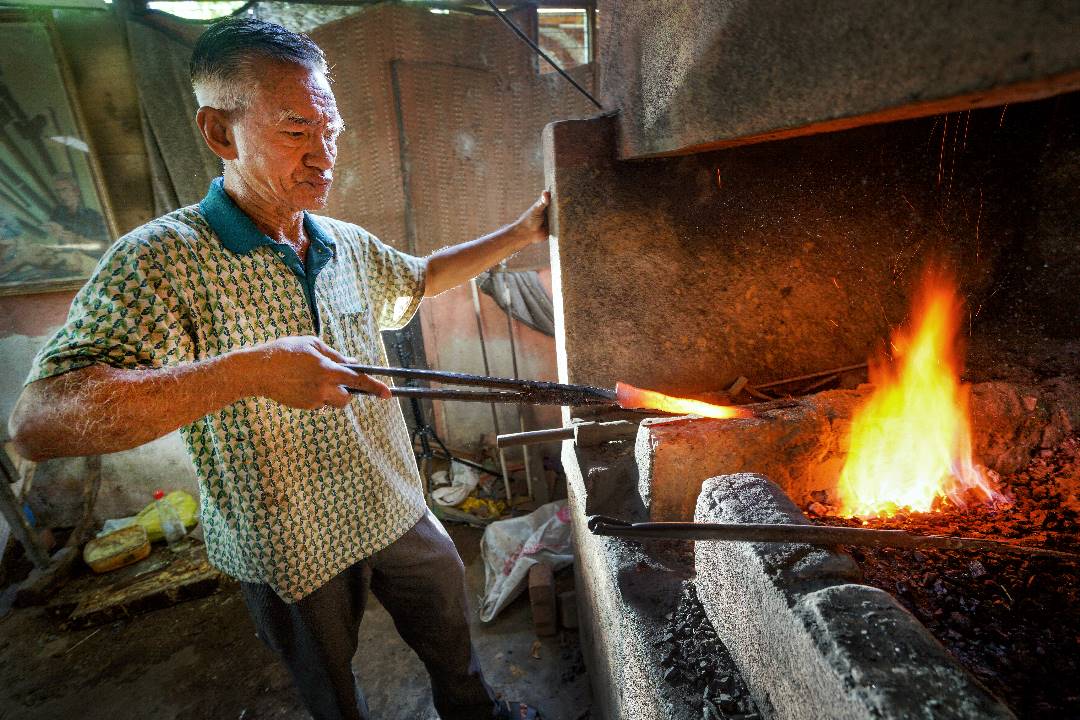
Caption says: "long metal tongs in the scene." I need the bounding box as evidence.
[345,364,618,407]
[588,515,1080,562]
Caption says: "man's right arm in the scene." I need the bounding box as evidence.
[8,336,391,462]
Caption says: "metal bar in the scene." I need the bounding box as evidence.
[480,0,603,110]
[498,426,575,448]
[587,516,1080,562]
[352,386,527,403]
[753,363,868,391]
[470,278,513,505]
[496,264,534,501]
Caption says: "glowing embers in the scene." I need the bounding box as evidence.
[615,382,750,420]
[837,272,1007,518]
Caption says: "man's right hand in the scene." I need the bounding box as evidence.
[244,336,391,410]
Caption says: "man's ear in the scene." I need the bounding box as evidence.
[195,107,239,161]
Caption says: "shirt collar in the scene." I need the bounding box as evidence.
[199,176,336,257]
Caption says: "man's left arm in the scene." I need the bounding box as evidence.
[423,191,549,297]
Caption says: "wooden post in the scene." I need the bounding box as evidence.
[0,451,49,569]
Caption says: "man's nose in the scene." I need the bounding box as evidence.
[306,135,336,171]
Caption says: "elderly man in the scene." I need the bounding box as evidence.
[9,18,545,720]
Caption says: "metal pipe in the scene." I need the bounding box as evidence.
[497,426,575,448]
[588,515,1080,562]
[496,264,534,500]
[470,278,514,506]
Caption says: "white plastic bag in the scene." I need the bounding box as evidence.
[479,500,573,622]
[431,462,481,507]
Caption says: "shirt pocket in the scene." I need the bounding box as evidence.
[320,293,381,361]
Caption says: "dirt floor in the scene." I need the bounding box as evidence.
[0,524,591,720]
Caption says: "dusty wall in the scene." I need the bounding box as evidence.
[597,0,1080,158]
[312,5,597,453]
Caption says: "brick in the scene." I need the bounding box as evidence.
[528,562,557,637]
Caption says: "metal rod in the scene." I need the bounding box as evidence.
[753,363,868,391]
[480,0,604,110]
[497,264,534,500]
[346,363,616,403]
[470,278,513,505]
[349,386,522,403]
[498,426,575,448]
[587,516,1080,562]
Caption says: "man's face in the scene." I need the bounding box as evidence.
[55,178,81,212]
[230,60,342,213]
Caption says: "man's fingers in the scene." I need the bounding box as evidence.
[312,338,351,365]
[329,366,391,400]
[324,385,352,409]
[538,190,550,208]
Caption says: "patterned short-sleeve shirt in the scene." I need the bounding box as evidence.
[27,178,429,602]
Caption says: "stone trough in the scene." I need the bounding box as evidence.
[693,473,1012,720]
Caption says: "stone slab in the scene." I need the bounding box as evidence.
[694,473,1014,720]
[639,379,1080,521]
[596,0,1080,159]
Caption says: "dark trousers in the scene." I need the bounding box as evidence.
[240,511,496,720]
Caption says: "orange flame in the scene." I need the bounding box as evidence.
[615,382,750,420]
[836,273,1006,518]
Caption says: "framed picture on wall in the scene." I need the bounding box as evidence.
[0,16,118,296]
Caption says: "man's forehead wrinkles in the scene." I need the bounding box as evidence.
[276,107,343,128]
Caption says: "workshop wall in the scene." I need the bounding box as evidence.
[312,4,597,456]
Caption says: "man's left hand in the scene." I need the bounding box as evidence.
[514,191,550,245]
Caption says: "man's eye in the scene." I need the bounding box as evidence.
[284,131,305,138]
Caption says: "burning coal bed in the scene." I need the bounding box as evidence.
[809,434,1080,718]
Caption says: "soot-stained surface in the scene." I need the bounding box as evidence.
[655,582,759,720]
[815,436,1080,718]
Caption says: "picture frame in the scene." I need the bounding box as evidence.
[0,14,118,296]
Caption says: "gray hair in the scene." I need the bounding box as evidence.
[190,17,328,112]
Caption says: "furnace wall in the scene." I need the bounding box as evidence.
[546,96,1080,401]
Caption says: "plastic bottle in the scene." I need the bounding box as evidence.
[154,489,187,547]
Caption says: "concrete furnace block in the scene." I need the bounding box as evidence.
[639,379,1080,521]
[562,441,694,720]
[598,0,1080,159]
[694,473,1014,720]
[636,390,863,521]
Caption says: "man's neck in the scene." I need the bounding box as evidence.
[222,172,307,252]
